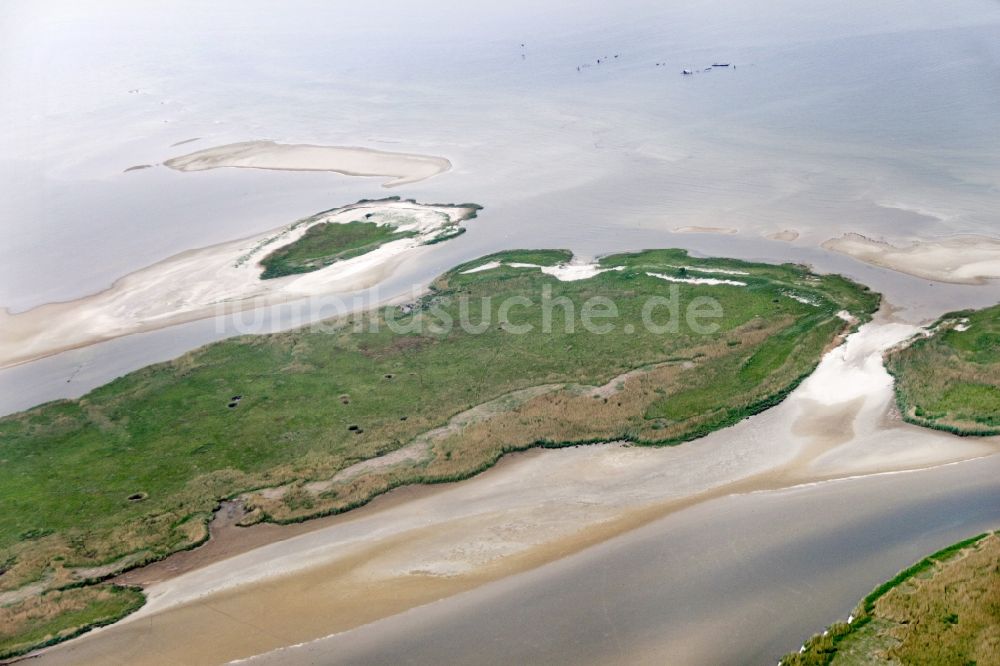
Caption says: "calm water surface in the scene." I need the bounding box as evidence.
[243,456,1000,666]
[2,0,1000,410]
[1,3,999,662]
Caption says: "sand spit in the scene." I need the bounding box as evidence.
[31,310,1000,666]
[164,140,452,188]
[823,233,1000,285]
[0,199,479,369]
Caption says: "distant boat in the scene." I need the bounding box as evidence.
[712,63,730,67]
[682,69,693,75]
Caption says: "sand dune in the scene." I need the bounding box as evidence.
[164,140,452,187]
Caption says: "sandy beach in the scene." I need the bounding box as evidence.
[29,310,999,666]
[823,233,1000,285]
[0,200,479,369]
[164,141,452,188]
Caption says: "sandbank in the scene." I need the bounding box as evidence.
[673,225,738,235]
[0,199,479,369]
[823,233,1000,284]
[164,140,452,187]
[766,229,800,241]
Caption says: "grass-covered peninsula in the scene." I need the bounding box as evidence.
[782,531,1000,666]
[886,303,1000,436]
[0,249,878,658]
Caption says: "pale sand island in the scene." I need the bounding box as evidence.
[164,140,452,187]
[31,312,1000,665]
[823,232,1000,284]
[766,229,800,242]
[673,225,739,235]
[0,199,479,368]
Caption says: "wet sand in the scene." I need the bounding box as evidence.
[164,141,451,188]
[244,456,1000,666]
[673,225,739,235]
[29,313,1000,665]
[823,232,1000,284]
[0,200,477,369]
[766,229,800,241]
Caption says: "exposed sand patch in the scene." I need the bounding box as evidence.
[766,229,800,242]
[682,265,749,276]
[461,260,624,282]
[646,271,747,286]
[823,233,1000,285]
[0,200,479,369]
[673,225,738,235]
[30,310,1000,666]
[164,140,452,188]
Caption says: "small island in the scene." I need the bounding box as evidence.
[0,249,878,658]
[0,198,481,368]
[886,303,1000,436]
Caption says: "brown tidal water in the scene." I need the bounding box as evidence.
[241,456,1000,666]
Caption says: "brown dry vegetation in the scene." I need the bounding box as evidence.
[0,585,144,659]
[250,319,798,522]
[783,532,1000,666]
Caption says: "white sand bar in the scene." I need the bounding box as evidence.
[0,200,479,368]
[164,141,452,187]
[823,233,1000,285]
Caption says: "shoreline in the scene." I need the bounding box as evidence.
[823,232,1000,285]
[25,310,1000,665]
[0,199,480,369]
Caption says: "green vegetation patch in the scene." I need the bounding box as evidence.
[259,220,417,279]
[886,303,1000,435]
[781,532,999,666]
[0,248,878,654]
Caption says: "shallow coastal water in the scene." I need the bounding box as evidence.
[241,457,1000,666]
[31,449,1000,666]
[3,0,1000,662]
[2,0,999,310]
[2,0,999,410]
